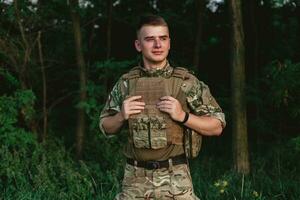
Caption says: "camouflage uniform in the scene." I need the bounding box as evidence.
[99,62,226,200]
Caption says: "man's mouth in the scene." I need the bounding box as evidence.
[152,51,163,55]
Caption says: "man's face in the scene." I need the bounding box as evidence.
[135,25,170,68]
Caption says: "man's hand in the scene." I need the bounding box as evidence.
[156,96,185,122]
[121,96,145,120]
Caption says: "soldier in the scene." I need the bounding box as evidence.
[99,14,226,200]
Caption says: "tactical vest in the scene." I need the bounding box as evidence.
[122,67,201,158]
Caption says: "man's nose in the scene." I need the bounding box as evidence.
[154,38,161,48]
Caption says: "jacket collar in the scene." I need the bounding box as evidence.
[137,61,173,78]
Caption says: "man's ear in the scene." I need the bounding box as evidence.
[135,40,141,52]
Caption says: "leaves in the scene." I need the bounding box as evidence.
[264,60,300,116]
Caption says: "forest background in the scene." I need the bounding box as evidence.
[0,0,299,199]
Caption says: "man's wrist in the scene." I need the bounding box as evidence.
[178,112,189,125]
[117,112,126,122]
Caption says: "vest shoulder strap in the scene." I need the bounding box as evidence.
[172,67,192,80]
[122,66,141,80]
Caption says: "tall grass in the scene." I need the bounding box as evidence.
[1,135,299,200]
[191,140,300,200]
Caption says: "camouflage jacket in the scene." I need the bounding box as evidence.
[99,62,226,136]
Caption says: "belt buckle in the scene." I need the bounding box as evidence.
[148,161,160,169]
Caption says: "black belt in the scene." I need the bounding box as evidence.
[126,154,187,170]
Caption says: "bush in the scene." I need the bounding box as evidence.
[190,140,300,200]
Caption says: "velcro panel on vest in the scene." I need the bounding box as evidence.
[128,77,184,146]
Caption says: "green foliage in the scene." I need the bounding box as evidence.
[190,141,300,200]
[264,60,300,118]
[1,132,299,199]
[83,59,133,174]
[0,89,36,149]
[0,70,121,199]
[247,60,300,137]
[83,59,136,131]
[0,77,118,198]
[94,59,137,82]
[0,137,120,200]
[0,89,36,125]
[0,68,19,88]
[290,136,300,152]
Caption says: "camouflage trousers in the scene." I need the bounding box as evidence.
[115,163,200,200]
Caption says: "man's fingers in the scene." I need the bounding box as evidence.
[160,96,175,101]
[157,101,173,106]
[128,110,142,114]
[129,105,145,110]
[130,101,145,106]
[157,104,172,110]
[158,108,170,113]
[126,95,143,102]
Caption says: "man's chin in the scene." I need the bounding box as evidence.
[150,56,168,63]
[151,59,167,65]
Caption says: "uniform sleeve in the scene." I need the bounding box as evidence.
[185,78,226,128]
[99,78,127,136]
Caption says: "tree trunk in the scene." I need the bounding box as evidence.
[37,31,48,142]
[193,0,205,71]
[70,0,87,160]
[14,0,38,135]
[229,0,250,174]
[14,1,30,83]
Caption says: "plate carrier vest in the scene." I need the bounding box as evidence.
[122,66,202,158]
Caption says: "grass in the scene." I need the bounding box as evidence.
[0,135,299,200]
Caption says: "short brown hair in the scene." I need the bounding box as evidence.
[136,14,168,36]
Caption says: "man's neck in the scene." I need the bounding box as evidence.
[143,59,167,70]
